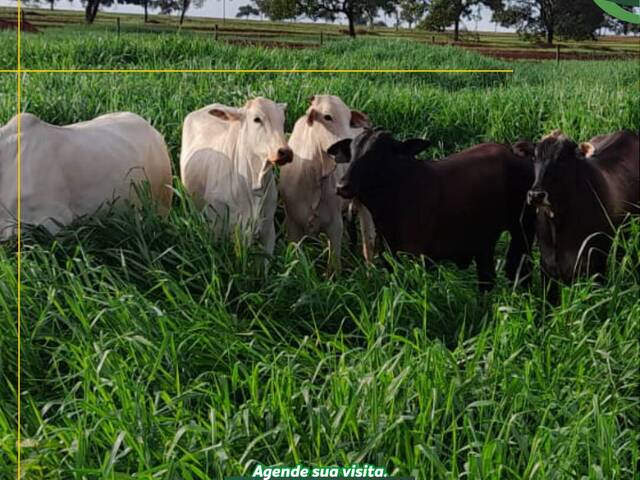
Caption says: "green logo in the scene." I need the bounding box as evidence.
[593,0,640,23]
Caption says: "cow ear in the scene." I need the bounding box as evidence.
[278,103,287,112]
[328,138,352,164]
[306,108,317,126]
[350,110,370,129]
[208,107,243,122]
[578,142,595,158]
[512,141,535,159]
[402,138,431,157]
[309,95,316,104]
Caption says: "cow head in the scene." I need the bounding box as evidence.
[304,95,370,177]
[208,97,293,167]
[329,129,430,200]
[527,130,595,218]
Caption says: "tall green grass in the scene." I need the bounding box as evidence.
[0,44,639,478]
[1,190,639,478]
[0,31,17,69]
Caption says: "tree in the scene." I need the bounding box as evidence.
[361,0,395,29]
[81,0,116,23]
[255,0,390,37]
[399,0,427,28]
[153,0,205,25]
[236,4,261,18]
[254,0,298,20]
[122,0,156,22]
[494,0,605,44]
[421,0,498,40]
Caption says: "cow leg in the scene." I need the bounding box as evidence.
[285,216,305,243]
[475,248,496,292]
[346,213,358,254]
[357,204,376,263]
[325,217,343,275]
[259,220,276,255]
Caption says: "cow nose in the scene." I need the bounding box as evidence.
[276,147,293,165]
[527,189,548,206]
[336,182,353,199]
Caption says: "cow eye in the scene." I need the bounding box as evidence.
[253,117,262,124]
[323,114,333,122]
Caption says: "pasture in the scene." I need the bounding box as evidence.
[1,38,639,478]
[1,5,640,67]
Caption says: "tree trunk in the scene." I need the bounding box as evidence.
[346,9,356,38]
[179,0,189,25]
[85,1,93,23]
[454,17,460,41]
[541,0,554,45]
[144,0,148,23]
[85,0,99,24]
[50,0,54,11]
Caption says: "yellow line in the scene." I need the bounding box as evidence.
[16,0,21,477]
[20,69,513,74]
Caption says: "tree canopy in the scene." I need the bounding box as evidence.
[493,0,605,44]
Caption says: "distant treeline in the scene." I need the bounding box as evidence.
[26,0,640,41]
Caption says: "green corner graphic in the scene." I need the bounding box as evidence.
[594,0,640,23]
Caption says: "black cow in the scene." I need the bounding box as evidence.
[328,129,536,291]
[526,129,639,299]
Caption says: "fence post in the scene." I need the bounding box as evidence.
[116,17,120,37]
[556,45,560,65]
[432,35,435,44]
[214,24,219,41]
[320,31,323,46]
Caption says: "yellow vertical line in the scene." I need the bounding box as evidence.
[16,0,22,478]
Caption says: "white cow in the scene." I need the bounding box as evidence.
[179,97,292,254]
[0,112,173,240]
[279,95,376,270]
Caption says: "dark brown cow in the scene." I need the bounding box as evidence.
[526,129,639,300]
[329,129,536,291]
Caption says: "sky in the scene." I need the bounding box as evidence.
[0,0,513,33]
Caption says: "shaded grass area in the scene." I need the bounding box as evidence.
[0,48,639,478]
